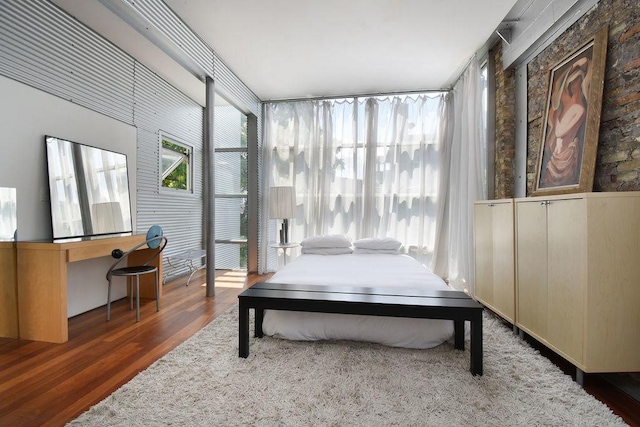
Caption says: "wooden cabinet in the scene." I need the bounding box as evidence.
[473,199,515,323]
[515,192,640,373]
[516,197,585,364]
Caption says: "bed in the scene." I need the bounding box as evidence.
[262,239,455,349]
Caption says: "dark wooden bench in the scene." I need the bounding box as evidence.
[238,282,484,376]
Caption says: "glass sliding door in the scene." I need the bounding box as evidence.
[214,96,249,269]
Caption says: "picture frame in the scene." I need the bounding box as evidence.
[533,25,608,196]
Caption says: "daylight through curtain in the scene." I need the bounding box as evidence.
[260,93,450,273]
[443,56,487,294]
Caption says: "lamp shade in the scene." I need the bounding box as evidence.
[269,186,296,219]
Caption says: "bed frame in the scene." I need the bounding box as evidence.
[238,282,484,376]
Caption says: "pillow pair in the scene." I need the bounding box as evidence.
[301,234,353,255]
[353,237,402,255]
[299,235,404,255]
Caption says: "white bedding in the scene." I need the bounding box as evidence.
[263,254,454,349]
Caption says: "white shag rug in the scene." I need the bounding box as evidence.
[69,306,627,426]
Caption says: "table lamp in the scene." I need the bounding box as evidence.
[269,186,296,244]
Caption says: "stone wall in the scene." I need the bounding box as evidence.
[525,0,640,194]
[492,43,517,199]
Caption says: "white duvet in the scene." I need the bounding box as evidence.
[262,254,455,349]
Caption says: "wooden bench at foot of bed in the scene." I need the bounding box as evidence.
[238,282,484,376]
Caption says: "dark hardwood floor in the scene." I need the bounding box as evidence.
[0,270,271,426]
[0,270,638,426]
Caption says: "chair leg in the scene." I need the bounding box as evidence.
[107,278,112,321]
[129,277,134,310]
[155,270,160,312]
[135,275,140,322]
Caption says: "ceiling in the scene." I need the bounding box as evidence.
[52,0,519,106]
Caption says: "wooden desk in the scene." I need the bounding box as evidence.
[17,234,162,343]
[0,242,18,338]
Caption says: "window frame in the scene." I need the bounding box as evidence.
[213,103,250,270]
[214,146,249,269]
[159,132,194,195]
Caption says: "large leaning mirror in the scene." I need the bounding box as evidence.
[45,136,133,240]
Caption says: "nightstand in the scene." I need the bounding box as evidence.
[268,242,299,265]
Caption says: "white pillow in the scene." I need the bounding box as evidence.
[300,234,352,249]
[353,237,402,251]
[353,248,400,255]
[301,247,353,255]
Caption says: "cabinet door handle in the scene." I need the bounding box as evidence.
[540,201,551,206]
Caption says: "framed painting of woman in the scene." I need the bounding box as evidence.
[533,25,608,196]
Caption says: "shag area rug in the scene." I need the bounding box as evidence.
[69,307,626,426]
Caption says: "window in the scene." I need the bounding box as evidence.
[480,59,492,197]
[265,94,447,268]
[161,136,192,192]
[214,99,249,270]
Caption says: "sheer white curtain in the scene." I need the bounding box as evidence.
[359,95,448,266]
[261,94,450,273]
[441,56,487,293]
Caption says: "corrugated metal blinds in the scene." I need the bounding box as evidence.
[0,0,135,123]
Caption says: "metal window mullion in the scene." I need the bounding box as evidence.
[215,147,247,153]
[214,194,246,198]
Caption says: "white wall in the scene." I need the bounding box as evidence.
[0,75,137,316]
[0,75,137,241]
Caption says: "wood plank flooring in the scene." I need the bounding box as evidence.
[0,270,270,426]
[0,270,638,426]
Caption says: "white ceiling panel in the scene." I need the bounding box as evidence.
[52,0,519,103]
[166,0,518,100]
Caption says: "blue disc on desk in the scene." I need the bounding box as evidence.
[146,225,163,249]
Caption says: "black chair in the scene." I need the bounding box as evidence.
[106,234,168,322]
